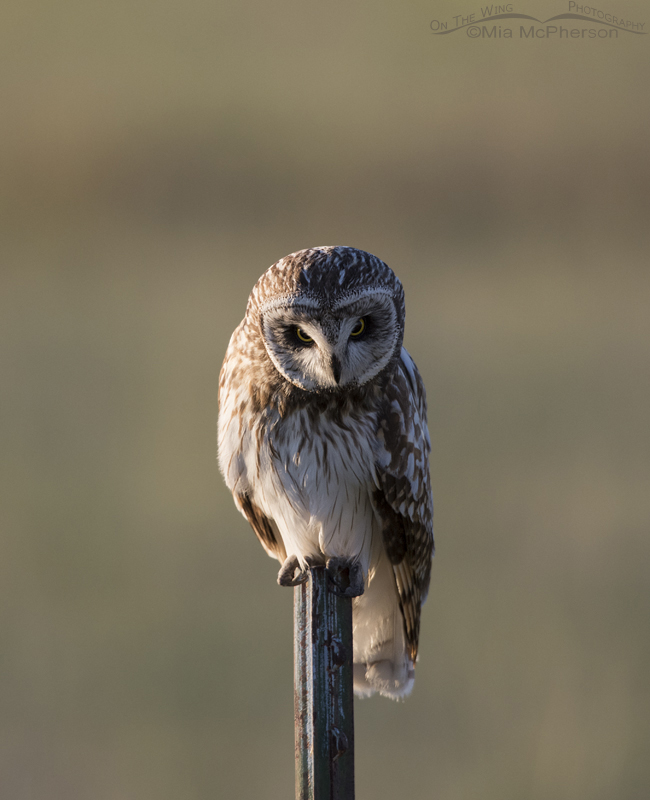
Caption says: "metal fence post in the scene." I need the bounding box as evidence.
[294,566,355,800]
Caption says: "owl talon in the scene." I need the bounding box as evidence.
[326,558,365,597]
[277,555,309,587]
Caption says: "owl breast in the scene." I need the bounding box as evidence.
[241,404,382,574]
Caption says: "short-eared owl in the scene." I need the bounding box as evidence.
[218,246,434,698]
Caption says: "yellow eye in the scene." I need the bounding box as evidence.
[350,318,366,337]
[295,327,313,343]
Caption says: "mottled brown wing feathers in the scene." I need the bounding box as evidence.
[375,351,434,663]
[236,493,287,562]
[373,487,408,564]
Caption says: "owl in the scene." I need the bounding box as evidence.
[218,246,434,699]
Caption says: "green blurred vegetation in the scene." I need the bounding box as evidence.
[1,1,649,798]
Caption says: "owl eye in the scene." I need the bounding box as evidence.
[295,327,314,344]
[350,318,366,337]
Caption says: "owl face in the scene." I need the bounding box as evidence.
[260,288,401,392]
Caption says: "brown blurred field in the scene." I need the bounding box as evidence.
[1,1,649,798]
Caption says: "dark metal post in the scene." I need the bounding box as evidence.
[294,566,355,800]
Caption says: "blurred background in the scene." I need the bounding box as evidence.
[1,0,649,798]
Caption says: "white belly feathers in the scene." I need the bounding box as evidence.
[247,407,380,575]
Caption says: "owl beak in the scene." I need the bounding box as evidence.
[331,354,342,384]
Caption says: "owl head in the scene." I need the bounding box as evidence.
[248,247,406,393]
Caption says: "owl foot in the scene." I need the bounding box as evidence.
[326,558,365,597]
[277,555,310,587]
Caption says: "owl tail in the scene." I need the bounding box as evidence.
[351,543,415,699]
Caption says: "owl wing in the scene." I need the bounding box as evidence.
[219,330,287,564]
[374,348,434,663]
[235,492,287,562]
